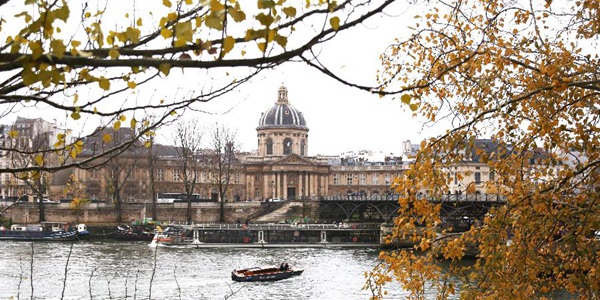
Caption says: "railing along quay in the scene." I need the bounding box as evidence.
[320,193,507,203]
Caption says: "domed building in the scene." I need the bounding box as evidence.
[257,85,309,157]
[243,85,331,201]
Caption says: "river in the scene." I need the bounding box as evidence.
[0,240,422,300]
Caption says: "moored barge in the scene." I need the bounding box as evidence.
[150,223,380,248]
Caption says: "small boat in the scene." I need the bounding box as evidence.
[231,265,304,282]
[150,225,192,246]
[0,222,89,241]
[112,224,155,241]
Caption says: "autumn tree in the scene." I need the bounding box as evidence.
[367,0,600,299]
[205,123,238,222]
[172,119,203,224]
[0,0,395,183]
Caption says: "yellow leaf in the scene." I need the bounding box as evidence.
[330,16,340,31]
[98,77,111,90]
[71,112,81,120]
[119,115,126,122]
[127,81,137,89]
[160,28,173,39]
[205,14,223,30]
[136,18,143,26]
[114,121,121,130]
[228,7,246,22]
[50,39,66,58]
[167,12,178,21]
[210,0,225,13]
[401,94,412,104]
[102,133,112,143]
[109,48,120,59]
[163,0,172,7]
[282,6,297,18]
[257,42,267,52]
[174,21,193,46]
[35,155,44,166]
[222,36,235,55]
[8,130,18,138]
[159,63,171,76]
[130,118,137,129]
[274,34,287,48]
[144,141,152,148]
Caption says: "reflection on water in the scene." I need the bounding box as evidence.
[0,240,409,299]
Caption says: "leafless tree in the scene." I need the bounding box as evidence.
[205,124,239,222]
[172,119,203,224]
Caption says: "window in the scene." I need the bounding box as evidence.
[90,193,98,200]
[91,169,98,179]
[254,189,261,198]
[266,138,273,155]
[156,169,164,182]
[127,193,135,202]
[474,172,481,184]
[346,174,353,185]
[333,174,340,185]
[300,139,305,156]
[359,174,366,185]
[384,174,391,185]
[489,170,495,181]
[283,138,292,155]
[371,174,379,185]
[234,173,240,184]
[173,169,180,182]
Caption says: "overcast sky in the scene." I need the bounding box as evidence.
[1,1,446,156]
[160,1,445,156]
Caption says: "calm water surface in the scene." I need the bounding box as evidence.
[0,240,416,300]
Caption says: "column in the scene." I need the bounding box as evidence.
[274,172,279,199]
[283,172,288,199]
[298,172,303,198]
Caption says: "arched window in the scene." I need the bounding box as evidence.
[300,139,305,156]
[266,138,273,155]
[283,138,292,155]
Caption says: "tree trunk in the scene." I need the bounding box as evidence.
[186,195,192,224]
[115,196,122,223]
[38,201,45,222]
[219,193,225,222]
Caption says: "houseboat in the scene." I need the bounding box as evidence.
[0,222,89,241]
[150,223,380,248]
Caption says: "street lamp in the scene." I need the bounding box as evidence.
[270,180,275,201]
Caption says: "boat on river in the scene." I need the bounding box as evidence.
[111,224,156,241]
[231,265,304,282]
[149,223,381,248]
[0,222,89,241]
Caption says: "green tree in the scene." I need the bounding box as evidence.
[369,0,600,299]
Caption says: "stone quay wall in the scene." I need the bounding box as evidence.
[1,202,266,225]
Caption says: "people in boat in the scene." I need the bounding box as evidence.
[280,262,290,271]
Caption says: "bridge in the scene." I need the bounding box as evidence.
[317,194,506,229]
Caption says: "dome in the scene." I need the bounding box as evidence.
[257,85,308,130]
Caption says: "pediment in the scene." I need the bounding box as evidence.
[271,154,315,166]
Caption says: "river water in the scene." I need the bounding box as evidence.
[0,240,423,300]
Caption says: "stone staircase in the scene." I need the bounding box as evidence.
[253,201,314,223]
